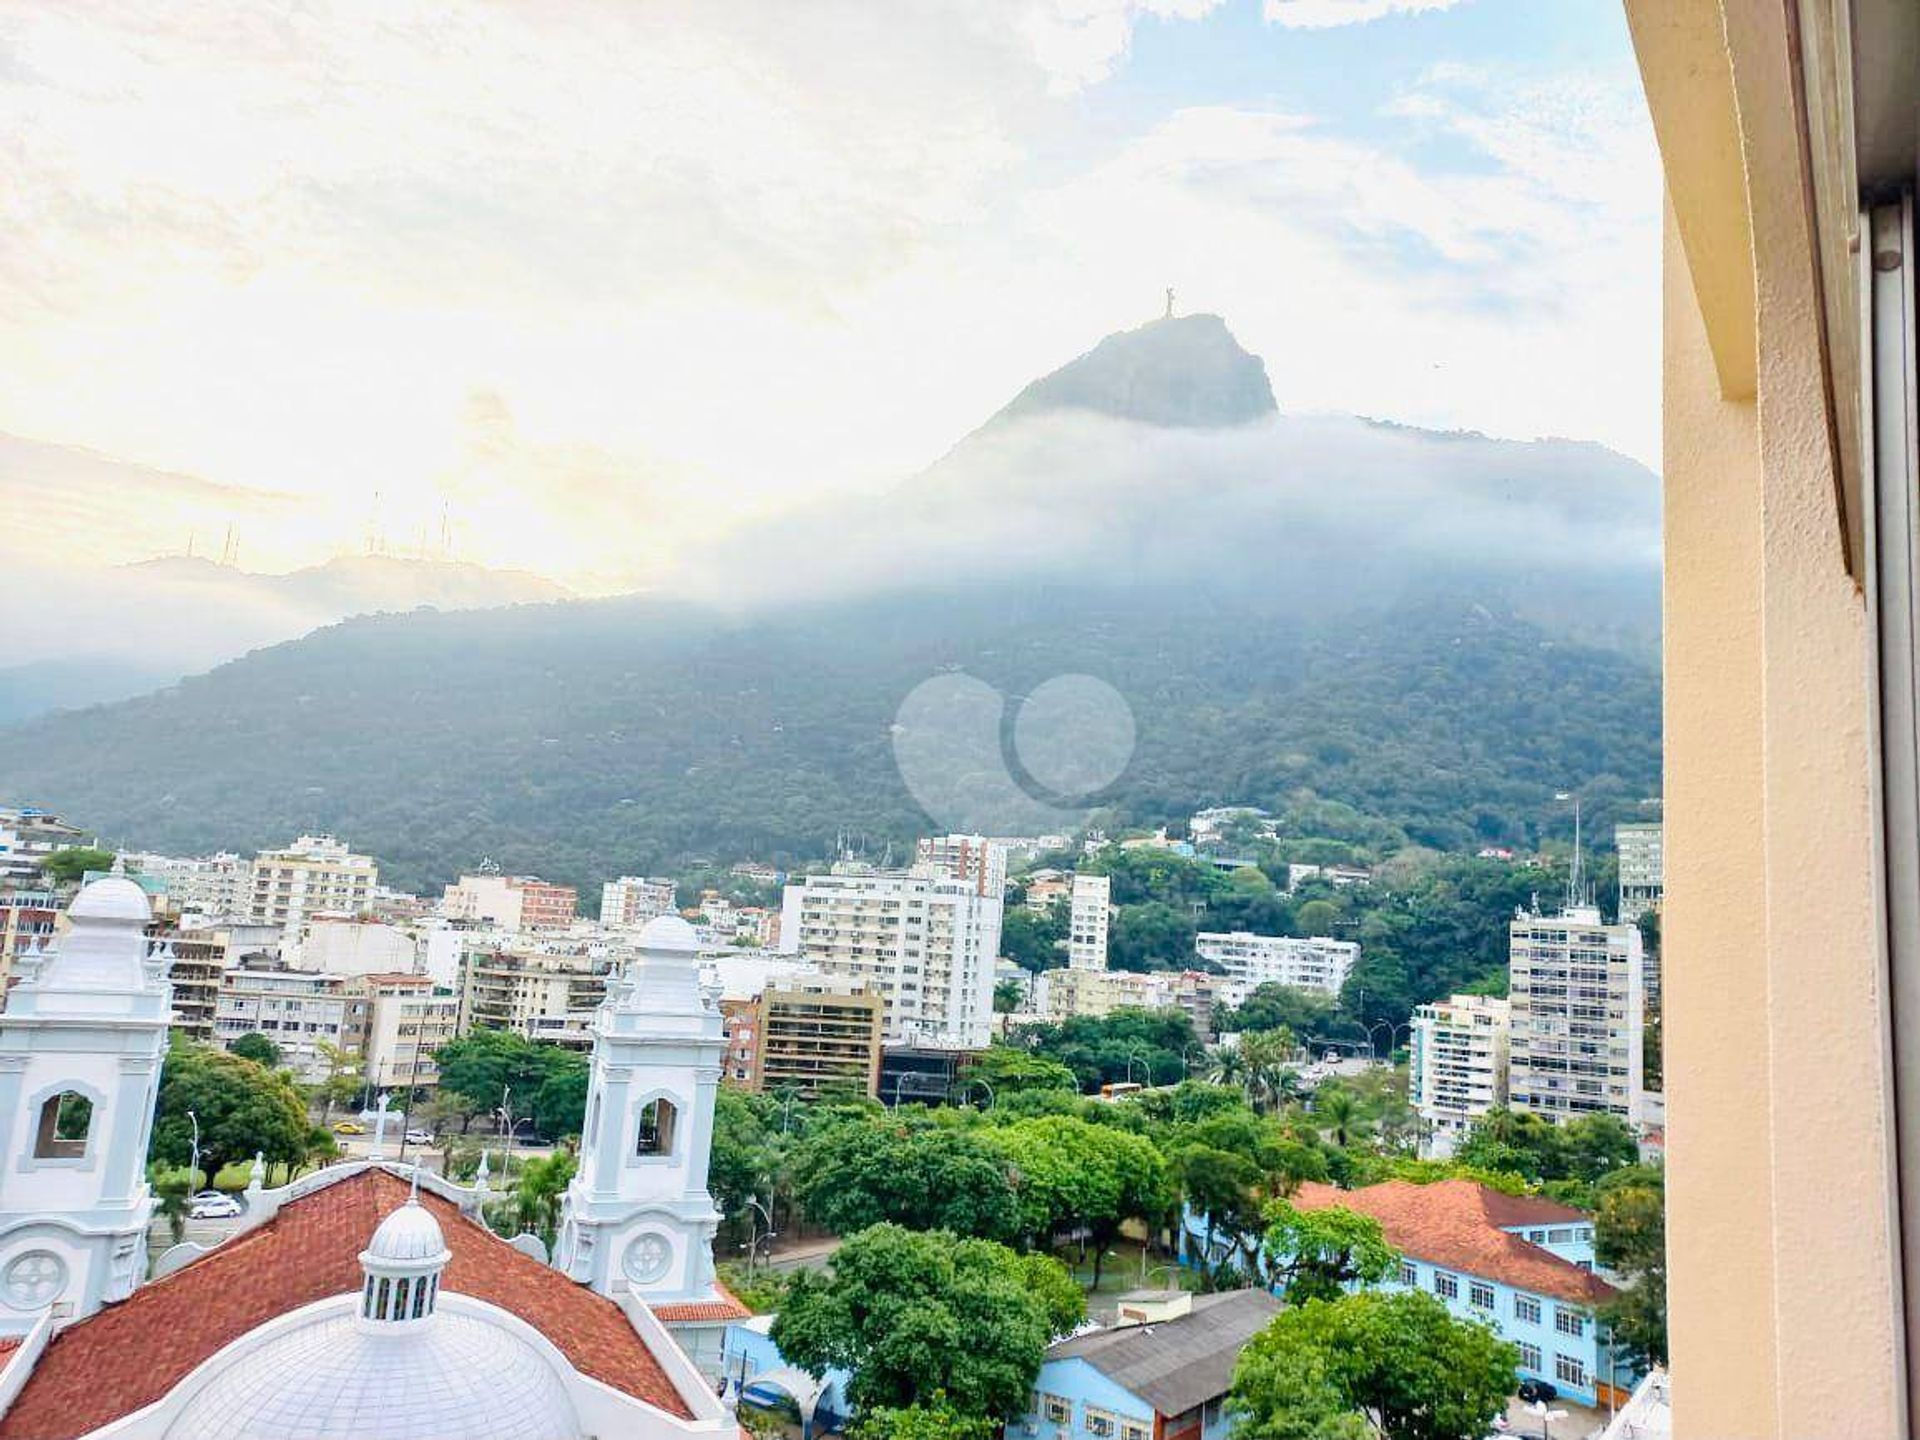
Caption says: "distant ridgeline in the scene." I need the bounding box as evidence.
[0,312,1661,891]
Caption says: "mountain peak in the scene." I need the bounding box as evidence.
[991,312,1277,430]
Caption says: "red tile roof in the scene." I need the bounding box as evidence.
[0,1167,695,1439]
[1291,1178,1616,1308]
[651,1282,753,1324]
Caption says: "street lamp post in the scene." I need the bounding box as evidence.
[955,1076,994,1110]
[1123,1054,1148,1088]
[186,1109,201,1191]
[741,1194,777,1279]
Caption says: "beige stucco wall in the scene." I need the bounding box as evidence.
[1631,1,1906,1433]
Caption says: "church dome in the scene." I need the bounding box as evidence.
[165,1306,583,1440]
[364,1195,448,1266]
[66,874,151,924]
[636,914,699,953]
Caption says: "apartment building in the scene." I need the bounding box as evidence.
[778,864,1002,1049]
[1410,994,1511,1159]
[1067,873,1111,972]
[214,957,366,1083]
[0,807,88,884]
[247,835,378,937]
[353,973,459,1089]
[1037,966,1219,1034]
[1615,823,1664,926]
[0,891,58,990]
[442,873,578,931]
[1194,931,1359,1000]
[913,834,1009,900]
[299,918,420,976]
[456,940,611,1040]
[1285,863,1371,892]
[1506,905,1643,1125]
[748,979,885,1098]
[1022,869,1073,913]
[600,875,678,928]
[128,851,254,921]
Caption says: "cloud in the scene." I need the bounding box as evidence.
[0,0,1658,602]
[1264,0,1465,27]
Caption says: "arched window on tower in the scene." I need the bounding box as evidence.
[33,1091,93,1159]
[635,1097,677,1157]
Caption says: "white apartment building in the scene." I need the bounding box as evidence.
[913,834,1009,900]
[247,835,378,938]
[1409,994,1512,1159]
[455,939,613,1041]
[127,852,254,921]
[1615,822,1665,925]
[214,959,363,1083]
[1507,904,1644,1125]
[1067,873,1111,972]
[0,807,88,883]
[442,873,577,931]
[296,917,420,976]
[1195,931,1359,999]
[600,875,678,927]
[354,974,460,1089]
[1285,863,1372,892]
[777,864,1002,1049]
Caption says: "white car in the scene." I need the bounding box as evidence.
[189,1192,243,1220]
[403,1130,434,1146]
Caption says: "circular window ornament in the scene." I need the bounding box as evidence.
[622,1232,673,1287]
[2,1251,67,1310]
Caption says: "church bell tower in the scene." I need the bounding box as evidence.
[553,914,724,1311]
[0,865,171,1334]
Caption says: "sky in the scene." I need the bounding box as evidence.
[0,0,1659,593]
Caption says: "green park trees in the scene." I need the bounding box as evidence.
[434,1029,590,1139]
[1257,1201,1397,1304]
[149,1042,311,1183]
[1231,1291,1517,1440]
[1595,1165,1667,1367]
[983,1115,1171,1287]
[771,1225,1081,1419]
[227,1032,283,1069]
[794,1122,1022,1245]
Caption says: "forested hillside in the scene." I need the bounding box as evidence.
[0,583,1658,893]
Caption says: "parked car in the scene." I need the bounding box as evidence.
[1516,1379,1558,1405]
[403,1130,434,1146]
[332,1120,366,1135]
[189,1192,243,1220]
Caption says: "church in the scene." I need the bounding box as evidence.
[0,866,750,1438]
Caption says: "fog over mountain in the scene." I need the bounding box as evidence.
[0,312,1662,880]
[668,314,1660,651]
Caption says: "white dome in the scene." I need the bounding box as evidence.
[67,874,151,924]
[167,1307,582,1440]
[636,914,699,953]
[364,1197,447,1265]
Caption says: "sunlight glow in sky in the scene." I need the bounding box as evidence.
[0,0,1658,591]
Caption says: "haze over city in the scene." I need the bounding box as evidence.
[2,0,1656,596]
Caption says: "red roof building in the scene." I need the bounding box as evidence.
[0,1165,743,1440]
[1291,1178,1617,1307]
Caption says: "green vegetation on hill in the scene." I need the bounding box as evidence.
[0,587,1658,895]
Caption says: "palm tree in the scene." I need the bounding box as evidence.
[1314,1087,1367,1150]
[1239,1031,1295,1113]
[1206,1046,1248,1089]
[515,1151,578,1246]
[150,1166,191,1245]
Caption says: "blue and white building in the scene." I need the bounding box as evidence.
[1016,1289,1280,1440]
[1288,1179,1636,1408]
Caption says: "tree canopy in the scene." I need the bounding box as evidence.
[150,1042,311,1182]
[771,1224,1076,1419]
[1232,1291,1517,1440]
